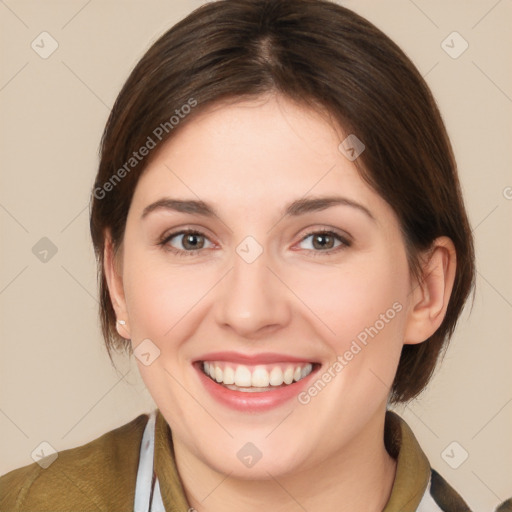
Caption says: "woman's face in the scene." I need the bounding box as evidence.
[114,95,417,477]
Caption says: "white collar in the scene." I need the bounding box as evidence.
[134,409,165,512]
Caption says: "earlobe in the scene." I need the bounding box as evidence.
[403,236,457,345]
[103,231,131,339]
[116,319,130,339]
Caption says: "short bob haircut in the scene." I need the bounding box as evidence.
[90,0,475,404]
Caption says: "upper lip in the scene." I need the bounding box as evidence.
[195,351,318,365]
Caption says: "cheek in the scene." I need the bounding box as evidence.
[122,251,215,343]
[287,246,410,372]
[287,253,410,418]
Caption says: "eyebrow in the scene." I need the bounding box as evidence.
[141,195,375,222]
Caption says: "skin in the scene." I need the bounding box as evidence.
[104,94,456,512]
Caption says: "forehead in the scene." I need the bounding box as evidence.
[130,95,389,220]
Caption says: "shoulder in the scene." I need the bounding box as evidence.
[424,469,512,512]
[417,468,472,511]
[0,412,149,512]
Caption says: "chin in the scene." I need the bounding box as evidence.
[198,441,312,481]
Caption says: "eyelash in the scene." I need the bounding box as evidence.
[158,228,352,258]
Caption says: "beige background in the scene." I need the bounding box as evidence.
[0,0,511,510]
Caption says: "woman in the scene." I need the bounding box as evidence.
[1,1,508,511]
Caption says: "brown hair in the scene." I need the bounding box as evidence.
[89,0,475,403]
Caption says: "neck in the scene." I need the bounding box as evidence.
[173,407,397,512]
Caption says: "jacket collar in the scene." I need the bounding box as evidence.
[382,410,431,511]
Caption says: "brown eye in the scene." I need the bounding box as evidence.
[180,232,206,250]
[297,230,351,256]
[311,233,336,250]
[160,229,213,256]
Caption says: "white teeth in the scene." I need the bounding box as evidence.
[201,361,314,389]
[234,365,252,387]
[250,366,264,387]
[224,384,275,392]
[223,365,235,385]
[283,366,294,384]
[269,367,284,386]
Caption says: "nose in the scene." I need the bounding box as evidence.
[214,246,292,339]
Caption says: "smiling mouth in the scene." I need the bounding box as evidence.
[199,360,319,392]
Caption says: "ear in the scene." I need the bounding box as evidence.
[103,230,131,340]
[404,236,457,345]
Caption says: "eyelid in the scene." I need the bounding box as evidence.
[158,225,216,244]
[295,225,353,245]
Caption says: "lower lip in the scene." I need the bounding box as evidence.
[194,362,319,412]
